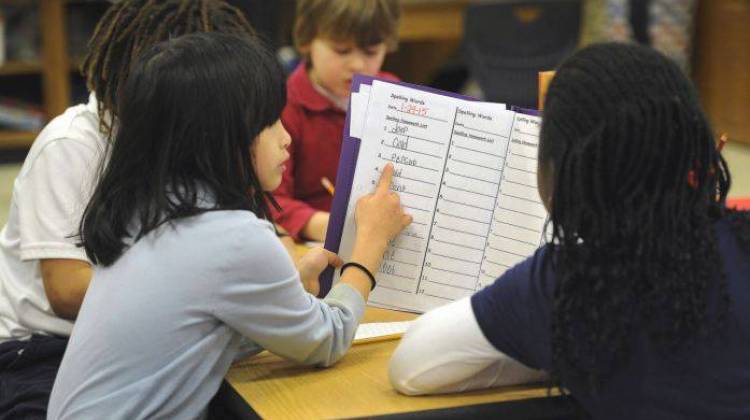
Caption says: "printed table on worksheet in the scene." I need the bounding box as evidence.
[336,80,547,313]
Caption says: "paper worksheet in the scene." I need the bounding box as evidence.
[354,321,412,342]
[333,80,548,313]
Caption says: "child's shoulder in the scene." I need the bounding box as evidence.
[34,94,102,148]
[285,63,400,101]
[170,210,283,267]
[284,64,324,112]
[195,210,274,238]
[19,97,104,180]
[195,210,293,275]
[285,64,311,94]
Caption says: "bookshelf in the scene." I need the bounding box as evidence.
[0,60,43,76]
[0,0,78,149]
[0,129,37,148]
[1,1,747,148]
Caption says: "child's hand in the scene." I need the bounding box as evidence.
[339,164,412,298]
[354,163,413,250]
[296,247,343,296]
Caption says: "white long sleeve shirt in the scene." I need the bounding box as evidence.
[389,297,547,395]
[389,226,750,420]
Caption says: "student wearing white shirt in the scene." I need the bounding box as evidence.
[389,43,750,419]
[0,2,255,418]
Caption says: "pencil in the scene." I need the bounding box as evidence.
[321,177,335,195]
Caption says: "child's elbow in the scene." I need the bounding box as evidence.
[389,361,423,395]
[388,346,433,396]
[296,332,351,368]
[299,345,345,368]
[313,352,343,368]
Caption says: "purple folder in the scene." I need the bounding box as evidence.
[318,75,531,297]
[511,105,541,116]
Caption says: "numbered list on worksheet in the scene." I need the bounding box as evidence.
[335,80,548,313]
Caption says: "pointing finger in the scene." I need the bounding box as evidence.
[376,163,394,195]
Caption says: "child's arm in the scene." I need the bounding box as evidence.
[274,224,300,263]
[390,247,556,395]
[272,173,322,241]
[217,165,409,366]
[40,259,92,320]
[300,211,329,242]
[389,297,548,395]
[272,106,329,241]
[17,136,100,320]
[215,228,376,367]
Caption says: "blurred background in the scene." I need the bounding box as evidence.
[0,0,747,223]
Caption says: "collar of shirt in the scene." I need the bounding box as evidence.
[312,81,349,112]
[287,63,346,114]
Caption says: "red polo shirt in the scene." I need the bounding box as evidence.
[272,63,398,239]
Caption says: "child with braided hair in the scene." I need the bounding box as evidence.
[390,43,750,419]
[0,2,254,418]
[82,0,255,138]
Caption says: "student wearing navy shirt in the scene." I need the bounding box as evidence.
[389,43,750,419]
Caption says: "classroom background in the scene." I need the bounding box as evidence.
[0,0,747,226]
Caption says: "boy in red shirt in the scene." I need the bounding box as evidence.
[273,0,401,241]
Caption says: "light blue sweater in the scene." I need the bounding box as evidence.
[47,210,365,420]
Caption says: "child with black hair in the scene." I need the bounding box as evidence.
[47,32,410,419]
[0,2,255,418]
[389,43,750,419]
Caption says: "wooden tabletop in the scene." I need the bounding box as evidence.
[226,307,552,419]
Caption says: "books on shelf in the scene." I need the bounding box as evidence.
[0,98,44,131]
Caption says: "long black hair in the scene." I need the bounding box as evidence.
[539,43,750,391]
[79,32,286,267]
[82,0,255,138]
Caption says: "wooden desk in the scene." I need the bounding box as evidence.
[225,307,558,419]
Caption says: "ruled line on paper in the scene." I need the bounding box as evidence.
[336,80,546,313]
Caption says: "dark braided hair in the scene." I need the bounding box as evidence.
[539,43,750,392]
[82,0,255,138]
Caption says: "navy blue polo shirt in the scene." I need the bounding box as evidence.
[472,218,750,419]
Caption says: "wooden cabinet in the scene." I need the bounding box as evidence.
[694,0,750,145]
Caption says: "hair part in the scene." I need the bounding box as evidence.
[293,0,401,53]
[82,0,255,139]
[79,32,286,267]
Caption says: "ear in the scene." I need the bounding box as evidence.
[297,43,311,55]
[248,141,257,163]
[537,159,555,212]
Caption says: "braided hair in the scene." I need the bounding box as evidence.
[81,0,255,138]
[539,43,750,392]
